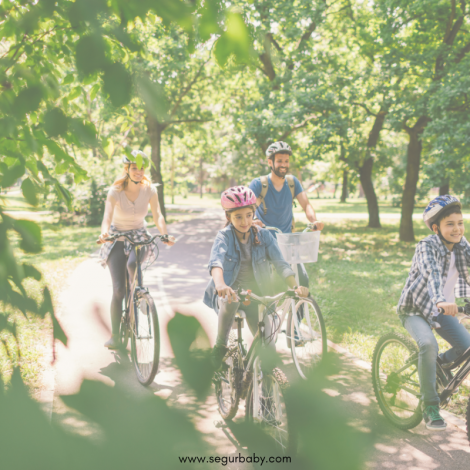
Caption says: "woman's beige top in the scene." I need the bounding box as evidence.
[108,184,157,231]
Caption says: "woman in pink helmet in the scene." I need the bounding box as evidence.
[203,186,309,369]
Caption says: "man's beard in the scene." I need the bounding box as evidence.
[272,166,288,178]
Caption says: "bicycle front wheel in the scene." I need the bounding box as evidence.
[131,292,160,386]
[372,332,422,429]
[215,340,242,421]
[287,297,326,379]
[246,358,294,454]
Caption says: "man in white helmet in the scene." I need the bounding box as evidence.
[248,141,324,291]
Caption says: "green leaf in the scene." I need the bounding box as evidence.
[136,153,143,169]
[22,263,42,281]
[44,108,68,137]
[67,86,82,101]
[1,163,25,188]
[62,74,74,85]
[89,83,100,101]
[11,219,42,253]
[167,313,213,400]
[13,86,43,117]
[198,0,221,41]
[21,177,38,206]
[102,63,132,107]
[102,137,114,158]
[135,76,169,122]
[54,181,73,210]
[75,34,108,76]
[69,118,98,147]
[213,12,252,67]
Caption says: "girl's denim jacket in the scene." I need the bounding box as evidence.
[203,225,295,312]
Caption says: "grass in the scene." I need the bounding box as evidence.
[1,222,98,396]
[299,219,470,417]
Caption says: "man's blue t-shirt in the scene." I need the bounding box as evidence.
[249,175,303,233]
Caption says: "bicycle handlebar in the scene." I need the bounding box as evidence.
[96,233,169,246]
[218,288,299,305]
[437,306,470,315]
[263,223,318,233]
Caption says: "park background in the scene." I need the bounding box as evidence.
[1,0,470,468]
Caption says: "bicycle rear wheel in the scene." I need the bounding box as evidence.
[246,358,294,454]
[372,332,423,429]
[120,310,130,348]
[131,292,160,386]
[287,297,326,379]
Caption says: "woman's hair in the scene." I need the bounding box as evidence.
[225,205,261,245]
[112,163,152,191]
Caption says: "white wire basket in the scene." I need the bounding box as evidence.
[276,231,321,264]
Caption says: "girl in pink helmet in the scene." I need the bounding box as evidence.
[203,186,309,369]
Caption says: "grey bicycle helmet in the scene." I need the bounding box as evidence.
[266,141,292,158]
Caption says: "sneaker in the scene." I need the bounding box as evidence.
[423,405,447,431]
[104,335,121,349]
[211,345,228,371]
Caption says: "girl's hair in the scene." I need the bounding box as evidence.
[225,205,261,245]
[112,163,152,191]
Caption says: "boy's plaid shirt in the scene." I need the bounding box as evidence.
[397,234,470,326]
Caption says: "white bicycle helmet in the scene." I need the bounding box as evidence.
[122,149,150,168]
[423,195,461,231]
[266,141,292,158]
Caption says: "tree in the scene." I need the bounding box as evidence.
[371,0,470,241]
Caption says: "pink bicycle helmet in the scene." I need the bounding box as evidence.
[221,186,257,210]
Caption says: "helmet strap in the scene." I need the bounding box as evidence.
[232,224,250,241]
[436,227,455,246]
[126,172,140,185]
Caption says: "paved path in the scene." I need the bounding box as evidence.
[53,209,470,468]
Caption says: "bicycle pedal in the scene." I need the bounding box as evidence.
[215,420,227,429]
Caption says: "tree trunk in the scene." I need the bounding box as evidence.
[439,181,450,196]
[340,169,348,203]
[358,157,381,227]
[399,117,429,241]
[356,107,387,228]
[147,115,167,219]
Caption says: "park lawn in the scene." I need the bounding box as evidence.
[1,222,97,396]
[299,219,470,417]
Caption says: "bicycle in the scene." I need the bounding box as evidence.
[214,288,296,454]
[266,224,327,379]
[372,303,470,434]
[99,232,169,386]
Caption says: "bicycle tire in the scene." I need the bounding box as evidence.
[372,332,423,429]
[131,292,160,386]
[120,310,130,348]
[245,360,295,454]
[466,396,470,443]
[215,336,242,420]
[287,297,327,379]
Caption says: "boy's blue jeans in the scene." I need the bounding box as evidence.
[401,313,470,406]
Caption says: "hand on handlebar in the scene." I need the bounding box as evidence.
[295,286,309,298]
[162,235,176,246]
[252,220,264,228]
[437,302,459,316]
[216,284,238,304]
[309,221,324,231]
[98,232,111,244]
